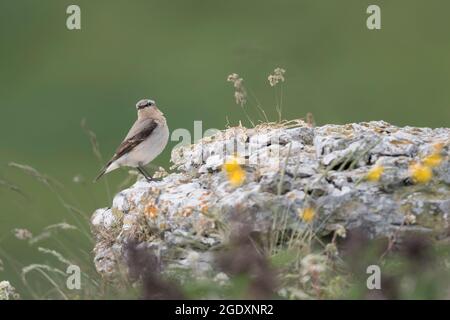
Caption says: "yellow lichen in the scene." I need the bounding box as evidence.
[366,165,384,182]
[223,157,246,187]
[299,207,316,223]
[422,153,442,168]
[409,162,433,184]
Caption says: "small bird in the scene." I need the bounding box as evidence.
[95,99,169,182]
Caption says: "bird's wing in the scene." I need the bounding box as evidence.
[95,119,158,181]
[124,118,155,140]
[113,118,158,162]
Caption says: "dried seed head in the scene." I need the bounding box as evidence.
[227,73,247,106]
[13,228,33,240]
[268,67,286,86]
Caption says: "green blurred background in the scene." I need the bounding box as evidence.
[1,0,449,296]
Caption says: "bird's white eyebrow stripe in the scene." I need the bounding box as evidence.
[136,100,155,109]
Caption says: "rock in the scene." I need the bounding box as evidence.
[0,281,20,300]
[90,120,450,278]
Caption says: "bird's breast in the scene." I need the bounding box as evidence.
[127,123,169,166]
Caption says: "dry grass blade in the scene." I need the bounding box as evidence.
[38,247,72,266]
[21,264,68,300]
[45,223,77,231]
[8,162,64,189]
[0,178,29,199]
[81,118,104,164]
[28,231,52,245]
[81,118,112,201]
[9,161,93,240]
[29,222,78,245]
[63,203,88,219]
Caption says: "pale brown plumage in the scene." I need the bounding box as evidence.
[95,99,169,182]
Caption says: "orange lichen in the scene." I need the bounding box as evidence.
[144,205,158,219]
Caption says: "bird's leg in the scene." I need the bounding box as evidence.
[137,165,152,182]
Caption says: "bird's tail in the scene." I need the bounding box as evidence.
[94,161,112,183]
[94,159,118,182]
[94,167,107,183]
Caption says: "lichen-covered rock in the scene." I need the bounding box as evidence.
[91,120,450,277]
[0,281,20,300]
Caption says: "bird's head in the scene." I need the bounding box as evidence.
[135,99,164,118]
[136,99,156,110]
